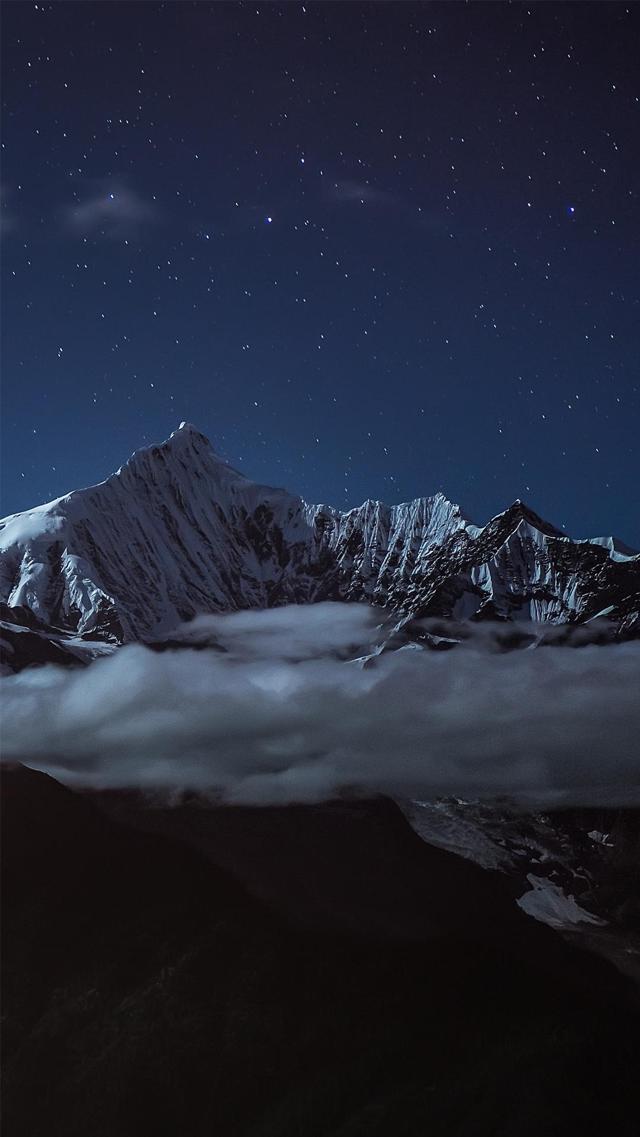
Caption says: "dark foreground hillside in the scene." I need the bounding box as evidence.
[2,765,640,1137]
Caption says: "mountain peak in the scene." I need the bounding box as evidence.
[1,428,637,644]
[167,421,213,449]
[174,421,209,440]
[113,422,218,484]
[503,499,567,539]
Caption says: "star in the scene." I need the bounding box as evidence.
[1,0,637,545]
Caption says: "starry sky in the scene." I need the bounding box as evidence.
[2,1,639,544]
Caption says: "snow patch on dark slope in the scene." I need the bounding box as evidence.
[0,603,114,675]
[402,796,640,981]
[1,422,638,643]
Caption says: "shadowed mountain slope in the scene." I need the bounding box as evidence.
[3,764,640,1137]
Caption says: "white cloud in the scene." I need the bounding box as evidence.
[330,180,396,205]
[63,180,159,237]
[2,604,639,808]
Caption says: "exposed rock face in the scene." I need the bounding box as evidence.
[1,423,638,642]
[0,603,114,674]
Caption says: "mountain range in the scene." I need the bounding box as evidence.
[1,422,638,654]
[2,426,640,1135]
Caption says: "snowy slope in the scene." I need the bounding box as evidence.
[1,423,638,642]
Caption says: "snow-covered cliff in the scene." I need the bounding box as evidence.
[1,423,638,642]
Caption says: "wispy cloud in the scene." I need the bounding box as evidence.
[3,604,639,809]
[328,178,446,233]
[330,179,397,206]
[63,179,160,238]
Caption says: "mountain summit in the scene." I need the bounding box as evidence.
[1,425,638,642]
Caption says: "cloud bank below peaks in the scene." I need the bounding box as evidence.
[2,603,639,809]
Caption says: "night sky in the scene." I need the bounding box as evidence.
[2,1,638,544]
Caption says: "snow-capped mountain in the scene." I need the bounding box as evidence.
[1,422,638,644]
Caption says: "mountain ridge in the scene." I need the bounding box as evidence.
[1,422,638,644]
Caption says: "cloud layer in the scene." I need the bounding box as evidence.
[2,604,639,808]
[64,180,159,237]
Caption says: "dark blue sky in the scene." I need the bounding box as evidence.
[2,1,638,543]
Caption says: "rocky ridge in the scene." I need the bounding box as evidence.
[0,422,637,646]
